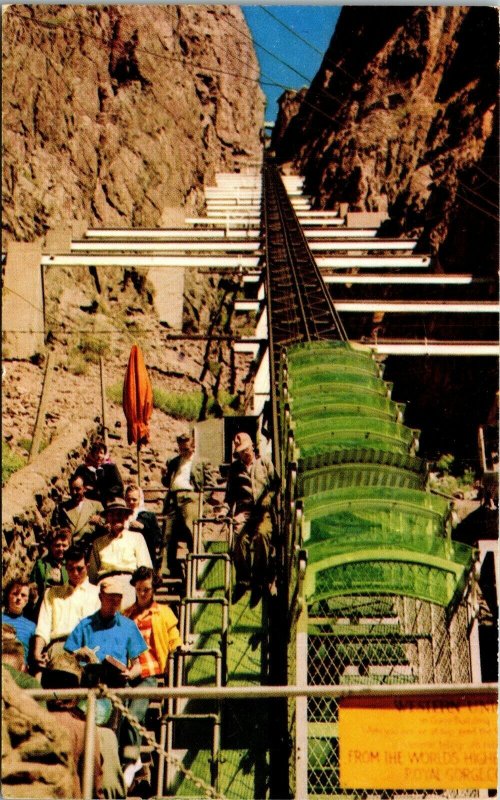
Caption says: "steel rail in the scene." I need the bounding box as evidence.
[262,159,349,471]
[263,162,348,348]
[25,682,498,701]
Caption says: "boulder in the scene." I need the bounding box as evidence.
[1,671,76,799]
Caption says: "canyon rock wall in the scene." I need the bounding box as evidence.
[2,671,76,799]
[2,4,265,241]
[275,6,498,276]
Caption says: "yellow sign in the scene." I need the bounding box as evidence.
[339,693,498,789]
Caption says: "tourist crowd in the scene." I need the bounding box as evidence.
[2,430,278,797]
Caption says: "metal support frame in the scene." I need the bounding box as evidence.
[180,597,229,651]
[82,689,97,800]
[186,552,232,601]
[469,540,499,684]
[176,648,224,688]
[163,712,221,794]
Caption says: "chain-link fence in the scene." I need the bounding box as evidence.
[299,594,478,799]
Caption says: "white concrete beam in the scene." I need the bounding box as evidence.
[298,218,345,227]
[71,241,260,253]
[235,300,262,312]
[85,228,259,240]
[323,274,474,285]
[304,229,378,238]
[186,218,260,228]
[42,254,261,268]
[335,301,498,313]
[355,342,499,356]
[206,212,260,220]
[86,229,218,239]
[309,240,417,252]
[205,201,261,207]
[290,210,338,218]
[316,256,431,268]
[233,341,262,356]
[205,188,262,194]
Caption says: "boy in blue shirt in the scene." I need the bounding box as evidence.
[2,578,36,665]
[64,576,146,680]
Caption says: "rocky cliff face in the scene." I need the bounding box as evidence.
[275,6,498,275]
[271,87,307,152]
[2,671,76,799]
[2,4,265,240]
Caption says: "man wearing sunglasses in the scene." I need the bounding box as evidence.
[33,544,100,674]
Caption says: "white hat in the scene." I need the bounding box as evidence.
[99,576,124,595]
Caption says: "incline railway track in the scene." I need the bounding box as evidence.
[261,161,482,799]
[262,159,348,471]
[263,161,347,355]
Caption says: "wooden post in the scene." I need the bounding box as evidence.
[82,689,97,800]
[137,442,142,486]
[29,350,55,463]
[99,356,108,449]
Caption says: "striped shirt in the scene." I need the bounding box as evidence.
[128,606,161,678]
[125,601,182,677]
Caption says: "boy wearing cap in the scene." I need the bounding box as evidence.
[64,576,147,681]
[65,577,147,788]
[224,433,279,605]
[88,498,152,609]
[161,431,217,578]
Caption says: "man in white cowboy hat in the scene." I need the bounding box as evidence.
[88,498,152,609]
[224,432,279,606]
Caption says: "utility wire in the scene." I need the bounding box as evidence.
[8,7,355,146]
[258,6,324,57]
[253,6,499,219]
[8,8,262,85]
[221,9,355,115]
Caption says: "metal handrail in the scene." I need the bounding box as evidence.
[24,682,497,800]
[25,681,497,701]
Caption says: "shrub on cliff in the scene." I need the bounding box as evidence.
[2,440,26,485]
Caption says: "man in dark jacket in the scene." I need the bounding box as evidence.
[73,439,124,507]
[51,474,104,554]
[161,431,217,578]
[224,433,279,605]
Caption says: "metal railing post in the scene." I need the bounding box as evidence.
[211,714,221,791]
[82,689,97,800]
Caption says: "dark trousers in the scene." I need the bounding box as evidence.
[164,491,199,577]
[233,509,273,586]
[120,675,158,763]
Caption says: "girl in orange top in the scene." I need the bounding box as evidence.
[122,566,184,788]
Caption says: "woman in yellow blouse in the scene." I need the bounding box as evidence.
[122,566,185,788]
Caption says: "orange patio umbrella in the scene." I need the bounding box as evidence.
[122,344,153,484]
